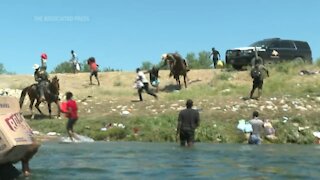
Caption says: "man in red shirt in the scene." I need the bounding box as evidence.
[64,91,79,141]
[87,57,100,86]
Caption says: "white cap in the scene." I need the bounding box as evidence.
[161,53,168,60]
[32,64,40,69]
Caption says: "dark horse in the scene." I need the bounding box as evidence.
[19,76,60,119]
[163,53,188,89]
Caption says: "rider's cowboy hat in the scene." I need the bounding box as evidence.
[32,64,40,69]
[161,53,168,60]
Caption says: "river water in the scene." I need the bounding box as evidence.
[16,142,320,179]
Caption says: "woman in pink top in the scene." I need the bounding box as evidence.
[87,57,100,86]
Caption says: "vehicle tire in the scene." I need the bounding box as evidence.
[251,56,264,67]
[232,65,242,70]
[293,57,304,63]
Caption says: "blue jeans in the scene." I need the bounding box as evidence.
[248,134,261,145]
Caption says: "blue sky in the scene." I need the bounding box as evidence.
[1,0,319,74]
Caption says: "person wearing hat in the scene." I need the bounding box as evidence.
[33,64,49,102]
[209,47,221,69]
[161,52,189,77]
[176,99,200,147]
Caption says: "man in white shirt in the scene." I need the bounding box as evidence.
[136,68,157,101]
[70,50,80,73]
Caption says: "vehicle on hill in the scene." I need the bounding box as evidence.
[225,38,312,70]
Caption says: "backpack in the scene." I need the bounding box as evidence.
[251,67,261,79]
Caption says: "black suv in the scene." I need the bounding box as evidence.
[225,38,312,69]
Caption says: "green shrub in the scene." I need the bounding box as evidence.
[106,128,128,140]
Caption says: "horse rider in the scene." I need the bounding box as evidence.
[33,64,49,102]
[161,53,189,76]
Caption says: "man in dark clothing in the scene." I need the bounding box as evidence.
[33,64,50,102]
[209,47,220,68]
[177,99,200,147]
[249,62,269,99]
[148,66,160,92]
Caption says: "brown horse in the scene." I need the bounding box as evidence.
[19,76,60,119]
[172,58,188,89]
[162,53,188,89]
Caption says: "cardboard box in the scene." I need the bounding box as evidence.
[0,97,34,164]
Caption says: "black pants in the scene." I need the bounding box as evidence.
[212,58,218,68]
[250,79,263,98]
[90,71,100,85]
[67,118,78,131]
[138,83,157,101]
[179,129,195,146]
[0,163,21,179]
[38,81,49,99]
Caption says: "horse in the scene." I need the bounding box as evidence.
[19,76,61,119]
[163,53,188,89]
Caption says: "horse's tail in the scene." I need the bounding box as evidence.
[19,86,29,108]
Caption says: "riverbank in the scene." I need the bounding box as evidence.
[3,61,320,144]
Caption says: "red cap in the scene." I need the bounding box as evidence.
[41,53,47,59]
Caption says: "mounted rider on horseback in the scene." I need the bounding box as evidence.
[161,53,189,77]
[33,64,50,102]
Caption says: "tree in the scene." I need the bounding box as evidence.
[198,51,212,68]
[185,51,212,69]
[186,53,198,69]
[141,61,153,70]
[81,60,90,72]
[51,61,74,73]
[0,63,6,74]
[102,67,122,72]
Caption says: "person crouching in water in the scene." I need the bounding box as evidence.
[63,92,79,141]
[136,68,157,101]
[248,111,264,145]
[176,99,200,147]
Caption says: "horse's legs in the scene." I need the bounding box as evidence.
[184,75,187,88]
[29,99,35,119]
[47,102,52,119]
[176,76,181,89]
[35,100,43,115]
[55,100,61,118]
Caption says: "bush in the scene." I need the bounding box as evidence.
[106,128,128,140]
[52,61,74,73]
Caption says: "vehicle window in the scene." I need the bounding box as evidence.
[250,40,268,47]
[250,40,273,48]
[279,40,294,48]
[269,41,280,48]
[294,41,310,50]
